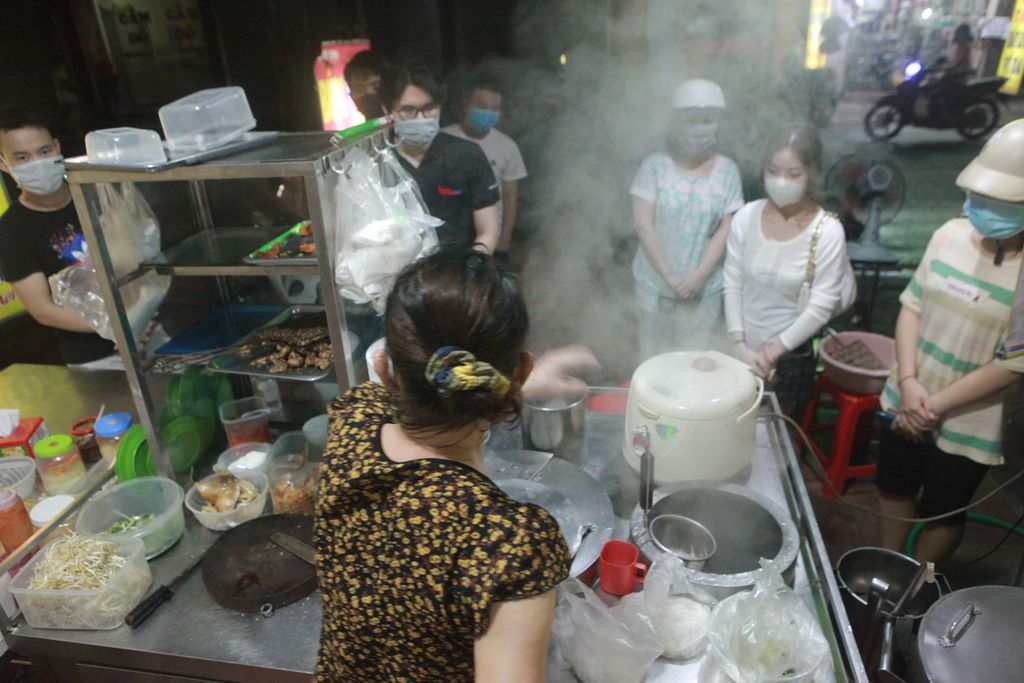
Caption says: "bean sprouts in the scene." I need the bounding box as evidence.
[29,534,127,591]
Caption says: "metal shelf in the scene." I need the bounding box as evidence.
[140,226,320,277]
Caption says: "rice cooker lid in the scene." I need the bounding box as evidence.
[917,585,1024,683]
[631,351,758,420]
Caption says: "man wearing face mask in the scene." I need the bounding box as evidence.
[631,78,743,357]
[344,50,388,120]
[0,110,115,365]
[442,78,527,264]
[875,118,1024,565]
[381,63,500,252]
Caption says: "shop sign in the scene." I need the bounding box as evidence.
[997,0,1024,94]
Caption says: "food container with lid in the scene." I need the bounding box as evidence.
[219,396,271,447]
[159,86,255,152]
[185,471,268,531]
[85,127,166,166]
[29,494,75,529]
[94,413,133,461]
[215,442,273,475]
[0,487,33,557]
[9,534,152,630]
[34,435,87,495]
[268,432,315,516]
[70,416,102,464]
[622,351,764,484]
[76,477,185,559]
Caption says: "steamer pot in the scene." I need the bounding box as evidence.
[622,351,763,484]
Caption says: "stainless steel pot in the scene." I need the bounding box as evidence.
[907,585,1024,683]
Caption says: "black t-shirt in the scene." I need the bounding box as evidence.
[395,132,500,248]
[0,199,115,364]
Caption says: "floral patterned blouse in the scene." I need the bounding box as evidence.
[314,382,570,682]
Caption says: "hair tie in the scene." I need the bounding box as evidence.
[425,346,510,399]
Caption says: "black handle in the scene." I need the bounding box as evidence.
[125,585,173,629]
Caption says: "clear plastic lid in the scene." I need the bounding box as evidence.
[85,127,166,166]
[159,87,256,152]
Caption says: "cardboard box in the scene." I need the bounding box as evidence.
[0,417,49,459]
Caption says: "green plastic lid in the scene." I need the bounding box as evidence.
[35,434,75,458]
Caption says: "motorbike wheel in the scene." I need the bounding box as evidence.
[956,98,1000,140]
[864,99,904,140]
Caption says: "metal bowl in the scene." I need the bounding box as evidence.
[631,483,799,599]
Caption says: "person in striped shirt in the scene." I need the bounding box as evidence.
[877,119,1024,565]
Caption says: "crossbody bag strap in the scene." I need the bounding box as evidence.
[802,210,833,287]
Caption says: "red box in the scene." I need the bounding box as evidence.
[0,417,49,459]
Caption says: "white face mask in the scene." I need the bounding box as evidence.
[764,175,806,208]
[9,155,65,195]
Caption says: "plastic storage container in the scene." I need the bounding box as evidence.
[159,87,255,152]
[29,495,74,529]
[0,488,33,558]
[34,435,86,495]
[185,471,268,531]
[215,442,273,475]
[218,396,271,446]
[0,456,37,499]
[95,412,133,460]
[268,432,315,516]
[85,127,166,166]
[77,477,185,559]
[70,416,102,464]
[10,535,152,630]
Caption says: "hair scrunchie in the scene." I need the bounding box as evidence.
[425,346,510,399]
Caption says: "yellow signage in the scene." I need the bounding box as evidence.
[805,0,833,69]
[998,0,1024,94]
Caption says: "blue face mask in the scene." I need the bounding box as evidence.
[964,194,1024,239]
[468,107,500,132]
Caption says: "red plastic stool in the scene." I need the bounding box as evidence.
[800,374,880,498]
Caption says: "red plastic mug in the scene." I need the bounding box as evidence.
[599,540,648,596]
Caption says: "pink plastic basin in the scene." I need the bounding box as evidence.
[820,331,896,395]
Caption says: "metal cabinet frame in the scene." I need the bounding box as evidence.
[65,130,387,477]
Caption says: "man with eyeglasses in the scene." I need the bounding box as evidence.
[380,63,500,253]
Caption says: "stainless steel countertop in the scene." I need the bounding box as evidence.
[4,390,860,682]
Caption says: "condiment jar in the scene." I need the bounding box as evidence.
[94,412,132,460]
[0,487,33,558]
[70,415,102,464]
[34,435,87,495]
[268,431,314,516]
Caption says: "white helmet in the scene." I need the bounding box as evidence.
[671,79,726,109]
[957,118,1024,202]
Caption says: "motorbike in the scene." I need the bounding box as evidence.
[864,61,1005,141]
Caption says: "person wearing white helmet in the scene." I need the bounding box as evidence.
[630,78,743,358]
[876,118,1024,565]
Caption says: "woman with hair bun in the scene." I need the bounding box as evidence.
[314,248,596,682]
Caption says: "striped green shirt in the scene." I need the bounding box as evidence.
[881,219,1024,465]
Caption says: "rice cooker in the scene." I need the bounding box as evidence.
[622,351,764,484]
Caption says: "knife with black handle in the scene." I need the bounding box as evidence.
[125,551,205,628]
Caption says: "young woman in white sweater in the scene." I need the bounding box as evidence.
[723,127,852,410]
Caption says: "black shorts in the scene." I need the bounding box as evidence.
[874,418,989,526]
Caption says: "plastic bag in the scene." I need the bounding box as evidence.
[624,554,716,660]
[706,560,831,683]
[51,182,168,341]
[333,145,440,313]
[552,578,663,683]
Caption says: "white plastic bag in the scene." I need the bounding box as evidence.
[552,578,663,683]
[51,182,168,341]
[706,560,832,683]
[625,554,715,660]
[333,145,439,313]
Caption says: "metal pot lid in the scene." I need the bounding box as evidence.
[630,351,758,421]
[917,585,1024,683]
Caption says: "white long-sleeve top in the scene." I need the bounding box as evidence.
[723,199,849,351]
